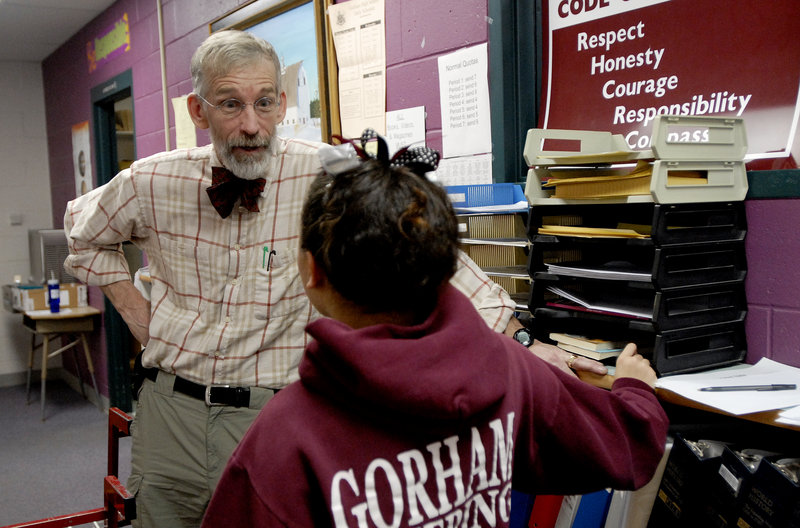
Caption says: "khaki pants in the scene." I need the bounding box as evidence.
[128,373,275,528]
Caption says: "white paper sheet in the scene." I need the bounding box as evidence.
[430,153,493,187]
[775,405,800,426]
[655,358,800,415]
[385,106,426,155]
[172,95,197,149]
[437,43,492,158]
[777,405,800,426]
[328,0,386,137]
[453,202,529,214]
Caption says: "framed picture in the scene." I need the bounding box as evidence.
[211,0,340,142]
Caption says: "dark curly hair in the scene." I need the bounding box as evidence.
[300,159,459,318]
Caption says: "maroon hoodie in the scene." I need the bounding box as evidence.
[202,285,668,527]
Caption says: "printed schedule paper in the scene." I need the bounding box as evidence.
[328,0,386,137]
[437,43,492,158]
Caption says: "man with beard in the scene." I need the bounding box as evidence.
[63,30,605,527]
[64,30,320,527]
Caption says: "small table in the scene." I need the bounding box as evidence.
[23,306,103,420]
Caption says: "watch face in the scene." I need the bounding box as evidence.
[514,328,532,347]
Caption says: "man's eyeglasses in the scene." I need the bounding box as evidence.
[195,93,280,118]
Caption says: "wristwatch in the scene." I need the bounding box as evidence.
[512,327,533,347]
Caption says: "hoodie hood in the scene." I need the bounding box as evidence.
[299,285,509,423]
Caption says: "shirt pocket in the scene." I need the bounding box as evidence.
[157,236,211,312]
[253,249,307,320]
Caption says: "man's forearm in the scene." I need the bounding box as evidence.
[503,316,524,337]
[101,280,151,346]
[504,316,608,377]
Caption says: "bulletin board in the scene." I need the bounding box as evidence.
[539,0,800,170]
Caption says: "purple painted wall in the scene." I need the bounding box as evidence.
[744,200,800,367]
[41,0,800,395]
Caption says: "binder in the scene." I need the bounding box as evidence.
[528,495,564,528]
[572,489,613,528]
[510,491,536,528]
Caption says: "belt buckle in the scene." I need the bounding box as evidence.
[205,385,230,406]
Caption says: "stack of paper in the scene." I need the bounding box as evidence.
[546,285,652,319]
[458,212,529,295]
[537,225,650,239]
[541,160,707,199]
[545,261,650,282]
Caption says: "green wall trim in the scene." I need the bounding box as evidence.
[92,69,135,413]
[747,170,800,199]
[104,298,132,412]
[489,0,539,184]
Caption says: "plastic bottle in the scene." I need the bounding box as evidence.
[47,271,60,313]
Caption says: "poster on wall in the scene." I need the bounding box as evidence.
[540,0,800,169]
[87,13,130,73]
[72,121,93,196]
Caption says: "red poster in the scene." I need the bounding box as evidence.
[540,0,800,169]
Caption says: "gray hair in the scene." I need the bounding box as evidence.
[190,30,282,98]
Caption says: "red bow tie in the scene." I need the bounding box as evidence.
[207,167,266,218]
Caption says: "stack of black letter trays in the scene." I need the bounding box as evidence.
[521,115,750,376]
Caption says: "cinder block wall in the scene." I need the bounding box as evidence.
[0,62,60,385]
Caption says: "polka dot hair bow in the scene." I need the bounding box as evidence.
[321,128,441,178]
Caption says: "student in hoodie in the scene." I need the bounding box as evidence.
[201,133,669,528]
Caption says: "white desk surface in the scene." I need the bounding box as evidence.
[24,306,101,320]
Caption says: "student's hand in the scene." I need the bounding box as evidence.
[529,339,609,378]
[614,343,657,389]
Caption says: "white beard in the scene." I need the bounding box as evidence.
[211,131,272,181]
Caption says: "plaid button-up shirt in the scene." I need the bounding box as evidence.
[64,139,515,389]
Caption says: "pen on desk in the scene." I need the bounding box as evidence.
[698,384,797,392]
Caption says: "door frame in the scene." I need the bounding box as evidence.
[90,69,135,412]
